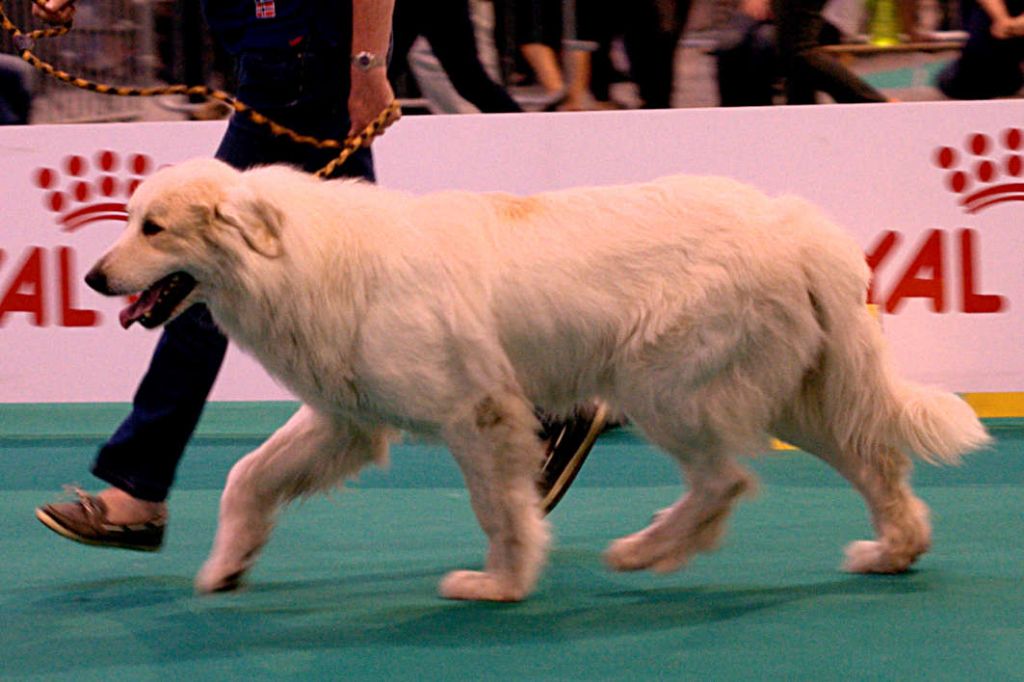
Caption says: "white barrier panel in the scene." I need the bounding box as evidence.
[2,101,1022,403]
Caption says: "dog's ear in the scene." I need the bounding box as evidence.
[214,185,284,258]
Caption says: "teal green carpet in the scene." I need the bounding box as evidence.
[1,404,1022,680]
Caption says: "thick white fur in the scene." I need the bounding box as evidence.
[91,158,991,599]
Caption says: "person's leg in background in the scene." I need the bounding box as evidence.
[420,0,523,112]
[580,0,626,108]
[557,0,597,111]
[516,0,567,101]
[622,0,691,109]
[714,8,779,107]
[773,0,887,103]
[387,0,428,104]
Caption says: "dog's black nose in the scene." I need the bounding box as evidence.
[84,266,110,295]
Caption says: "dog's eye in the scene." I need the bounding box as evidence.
[141,220,164,237]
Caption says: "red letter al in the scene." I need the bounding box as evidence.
[0,247,46,326]
[58,247,100,327]
[959,229,1006,314]
[864,230,900,305]
[885,229,945,314]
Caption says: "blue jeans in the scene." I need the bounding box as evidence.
[0,54,33,125]
[936,0,1024,100]
[92,46,374,502]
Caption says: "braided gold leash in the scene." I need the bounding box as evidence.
[0,0,401,178]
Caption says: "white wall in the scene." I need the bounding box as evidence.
[2,101,1022,402]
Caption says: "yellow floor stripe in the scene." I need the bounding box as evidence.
[961,392,1024,419]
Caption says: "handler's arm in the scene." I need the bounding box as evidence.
[975,0,1020,37]
[348,0,396,140]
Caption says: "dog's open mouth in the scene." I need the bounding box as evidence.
[119,272,198,329]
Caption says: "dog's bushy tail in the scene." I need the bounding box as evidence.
[799,235,991,466]
[887,379,993,464]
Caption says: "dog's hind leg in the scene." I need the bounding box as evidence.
[195,405,387,593]
[605,442,757,574]
[839,448,932,573]
[438,392,550,602]
[773,418,932,574]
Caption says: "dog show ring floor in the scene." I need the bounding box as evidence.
[1,402,1022,680]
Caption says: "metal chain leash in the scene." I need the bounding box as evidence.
[0,0,401,178]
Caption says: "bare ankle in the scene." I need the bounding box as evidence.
[97,488,166,524]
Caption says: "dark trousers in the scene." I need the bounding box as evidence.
[0,56,32,125]
[714,17,779,107]
[622,0,692,109]
[772,0,886,104]
[92,46,374,502]
[390,0,522,113]
[936,0,1024,100]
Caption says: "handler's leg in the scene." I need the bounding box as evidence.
[537,401,609,512]
[35,306,226,550]
[35,50,376,549]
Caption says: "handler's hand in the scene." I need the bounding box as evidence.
[1005,14,1024,36]
[740,0,772,22]
[348,68,395,145]
[31,0,76,25]
[992,15,1014,37]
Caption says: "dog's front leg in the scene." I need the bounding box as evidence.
[439,393,550,602]
[196,405,380,593]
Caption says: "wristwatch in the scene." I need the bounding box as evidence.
[351,51,386,71]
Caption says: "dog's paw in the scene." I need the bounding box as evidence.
[842,540,912,574]
[605,534,657,572]
[438,570,526,602]
[195,560,248,594]
[649,551,693,574]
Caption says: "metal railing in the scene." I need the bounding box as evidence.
[2,0,158,123]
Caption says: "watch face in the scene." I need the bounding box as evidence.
[353,52,380,70]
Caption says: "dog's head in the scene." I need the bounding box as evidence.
[86,157,284,329]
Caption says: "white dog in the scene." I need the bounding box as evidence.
[86,158,990,601]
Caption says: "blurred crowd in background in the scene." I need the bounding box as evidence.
[0,0,1020,126]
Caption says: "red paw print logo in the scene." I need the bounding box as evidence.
[33,150,154,232]
[934,129,1024,214]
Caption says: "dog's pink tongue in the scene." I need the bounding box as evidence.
[119,290,159,329]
